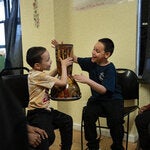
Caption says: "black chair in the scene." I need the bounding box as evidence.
[81,68,139,150]
[0,67,29,109]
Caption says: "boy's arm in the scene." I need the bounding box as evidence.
[55,57,73,86]
[49,68,57,77]
[73,55,78,63]
[73,74,107,94]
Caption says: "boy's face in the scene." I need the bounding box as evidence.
[39,50,52,71]
[91,41,110,64]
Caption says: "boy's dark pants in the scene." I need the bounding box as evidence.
[135,110,150,150]
[27,108,73,150]
[84,99,124,150]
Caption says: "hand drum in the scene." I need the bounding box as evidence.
[50,44,81,101]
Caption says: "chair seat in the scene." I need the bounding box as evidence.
[124,106,139,116]
[83,105,139,118]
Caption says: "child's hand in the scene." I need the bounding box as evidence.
[27,125,48,147]
[60,57,73,67]
[27,125,48,139]
[139,106,148,114]
[51,39,63,48]
[73,74,88,84]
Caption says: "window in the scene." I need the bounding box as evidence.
[136,0,149,81]
[0,0,12,56]
[0,0,5,55]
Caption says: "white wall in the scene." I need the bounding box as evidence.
[20,0,150,142]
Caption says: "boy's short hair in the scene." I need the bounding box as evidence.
[26,46,46,67]
[98,38,114,55]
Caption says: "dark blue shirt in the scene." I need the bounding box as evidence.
[78,57,123,101]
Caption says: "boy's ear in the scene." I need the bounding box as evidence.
[105,52,111,58]
[34,63,41,70]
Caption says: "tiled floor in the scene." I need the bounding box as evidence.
[50,130,137,150]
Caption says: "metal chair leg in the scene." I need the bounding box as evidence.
[81,107,85,150]
[126,115,129,150]
[81,120,84,150]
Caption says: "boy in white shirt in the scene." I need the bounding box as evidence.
[26,46,73,150]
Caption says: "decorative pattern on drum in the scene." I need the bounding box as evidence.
[50,44,81,101]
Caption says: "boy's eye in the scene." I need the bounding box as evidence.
[96,49,100,53]
[47,57,50,61]
[93,48,98,52]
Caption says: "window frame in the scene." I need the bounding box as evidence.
[0,0,12,54]
[136,0,149,80]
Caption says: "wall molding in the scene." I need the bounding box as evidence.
[73,0,134,10]
[73,123,138,143]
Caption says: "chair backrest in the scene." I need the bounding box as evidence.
[0,67,29,108]
[116,68,139,101]
[0,67,29,76]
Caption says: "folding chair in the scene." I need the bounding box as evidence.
[0,67,29,110]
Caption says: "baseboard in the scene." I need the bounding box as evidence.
[73,123,81,131]
[73,123,138,143]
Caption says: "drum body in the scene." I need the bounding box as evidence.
[50,44,81,101]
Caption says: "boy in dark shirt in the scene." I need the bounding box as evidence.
[52,38,124,150]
